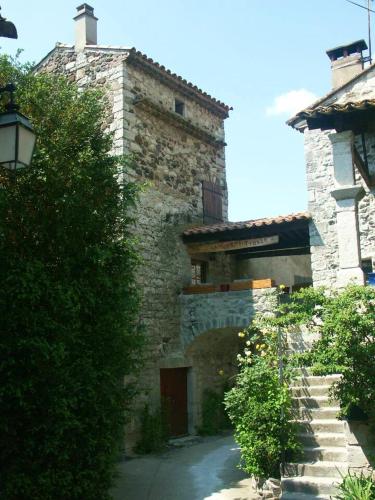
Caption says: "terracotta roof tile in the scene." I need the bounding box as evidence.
[127,48,232,116]
[183,211,310,236]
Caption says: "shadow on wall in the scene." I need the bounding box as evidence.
[345,418,375,475]
[185,327,242,433]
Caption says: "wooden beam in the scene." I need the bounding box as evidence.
[235,246,311,260]
[187,235,279,255]
[353,146,375,188]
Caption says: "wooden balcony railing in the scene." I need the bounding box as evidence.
[182,279,275,295]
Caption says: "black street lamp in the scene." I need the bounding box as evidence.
[0,6,17,39]
[0,84,36,170]
[0,7,35,170]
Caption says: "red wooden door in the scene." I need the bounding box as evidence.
[160,368,188,437]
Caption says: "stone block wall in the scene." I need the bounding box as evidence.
[180,288,277,348]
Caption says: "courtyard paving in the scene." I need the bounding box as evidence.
[112,434,256,500]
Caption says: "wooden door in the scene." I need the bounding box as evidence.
[160,368,188,437]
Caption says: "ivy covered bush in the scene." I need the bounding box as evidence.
[224,296,300,478]
[0,56,143,499]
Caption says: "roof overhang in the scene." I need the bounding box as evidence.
[293,99,375,134]
[183,213,311,259]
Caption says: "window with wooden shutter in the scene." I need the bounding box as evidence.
[202,180,223,224]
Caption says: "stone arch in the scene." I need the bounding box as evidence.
[180,289,259,350]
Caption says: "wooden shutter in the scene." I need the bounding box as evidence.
[202,180,223,224]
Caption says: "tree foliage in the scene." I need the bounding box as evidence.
[0,55,143,499]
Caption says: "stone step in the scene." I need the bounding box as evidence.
[281,491,330,499]
[287,341,315,354]
[302,446,348,462]
[298,432,346,448]
[294,367,340,377]
[291,385,331,397]
[281,476,340,496]
[292,396,339,409]
[291,374,342,387]
[294,419,345,434]
[292,407,340,420]
[283,461,348,479]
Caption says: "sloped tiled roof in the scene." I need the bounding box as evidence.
[291,99,375,121]
[183,212,310,236]
[287,62,375,129]
[35,43,232,118]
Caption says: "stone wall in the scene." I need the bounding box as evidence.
[305,128,375,287]
[236,254,312,288]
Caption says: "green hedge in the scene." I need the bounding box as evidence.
[0,56,143,499]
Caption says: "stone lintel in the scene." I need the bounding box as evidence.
[133,96,226,148]
[331,185,365,203]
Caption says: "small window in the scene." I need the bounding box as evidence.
[175,99,185,116]
[191,260,207,285]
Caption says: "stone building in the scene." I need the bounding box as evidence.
[279,40,375,498]
[35,4,313,447]
[288,40,375,287]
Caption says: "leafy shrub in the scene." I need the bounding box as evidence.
[135,405,168,454]
[225,359,299,478]
[335,471,375,500]
[225,295,300,478]
[198,386,232,436]
[0,56,143,499]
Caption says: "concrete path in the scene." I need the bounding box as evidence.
[112,434,256,500]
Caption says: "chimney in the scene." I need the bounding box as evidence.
[326,40,368,89]
[74,4,98,51]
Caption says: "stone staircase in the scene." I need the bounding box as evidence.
[281,370,346,499]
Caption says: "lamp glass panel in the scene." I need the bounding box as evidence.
[18,124,36,167]
[0,124,16,167]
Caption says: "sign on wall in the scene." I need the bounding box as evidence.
[188,235,279,254]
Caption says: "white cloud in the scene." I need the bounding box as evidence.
[266,89,318,117]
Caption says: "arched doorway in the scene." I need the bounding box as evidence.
[184,327,243,433]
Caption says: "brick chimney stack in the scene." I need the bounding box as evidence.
[74,4,98,51]
[326,40,368,89]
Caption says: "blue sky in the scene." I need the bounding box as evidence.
[1,0,372,221]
